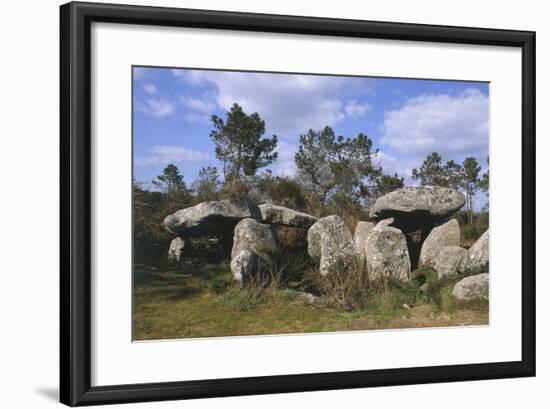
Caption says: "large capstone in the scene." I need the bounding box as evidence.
[418,219,461,268]
[354,221,375,264]
[164,197,261,238]
[464,230,489,270]
[452,273,489,301]
[258,204,318,228]
[365,219,411,282]
[167,237,186,263]
[307,215,356,276]
[230,218,279,282]
[434,246,467,278]
[369,186,466,232]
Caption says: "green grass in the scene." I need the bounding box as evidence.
[132,262,489,340]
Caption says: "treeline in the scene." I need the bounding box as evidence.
[134,102,489,263]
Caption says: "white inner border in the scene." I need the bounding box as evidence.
[91,22,522,387]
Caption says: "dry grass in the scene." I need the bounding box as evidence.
[132,262,489,341]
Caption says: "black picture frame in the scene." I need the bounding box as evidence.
[60,1,536,406]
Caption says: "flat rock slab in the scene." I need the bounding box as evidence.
[259,204,318,228]
[164,197,261,237]
[167,237,186,263]
[369,186,466,231]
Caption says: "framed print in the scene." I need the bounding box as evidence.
[60,1,535,406]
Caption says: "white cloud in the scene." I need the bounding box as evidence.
[272,141,298,177]
[344,99,371,119]
[134,67,152,81]
[373,151,416,186]
[380,88,489,161]
[172,69,374,136]
[180,95,217,114]
[143,83,158,94]
[135,145,209,166]
[183,112,210,124]
[136,98,175,118]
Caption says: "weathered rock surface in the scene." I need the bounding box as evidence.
[464,230,489,270]
[230,218,279,282]
[307,215,356,276]
[259,204,318,228]
[354,221,375,263]
[167,237,186,263]
[419,219,461,268]
[164,197,261,237]
[230,250,259,283]
[369,187,466,231]
[452,273,489,301]
[365,221,411,281]
[434,246,467,278]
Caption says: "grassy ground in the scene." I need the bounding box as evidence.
[133,262,489,341]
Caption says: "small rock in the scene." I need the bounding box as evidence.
[167,237,186,263]
[296,291,318,303]
[452,273,489,301]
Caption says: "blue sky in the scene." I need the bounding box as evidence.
[133,66,489,208]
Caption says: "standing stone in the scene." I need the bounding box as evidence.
[365,220,411,281]
[258,204,318,228]
[230,250,259,283]
[452,273,489,301]
[164,197,261,237]
[354,221,375,264]
[167,237,186,263]
[419,219,461,268]
[464,230,489,270]
[307,215,356,276]
[230,218,279,282]
[434,246,467,278]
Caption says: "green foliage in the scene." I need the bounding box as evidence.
[254,173,307,210]
[152,163,188,194]
[373,172,405,195]
[192,165,220,201]
[295,126,381,206]
[411,152,449,186]
[412,153,487,224]
[210,103,278,190]
[133,180,188,265]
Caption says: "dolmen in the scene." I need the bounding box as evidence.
[163,197,318,283]
[164,188,489,300]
